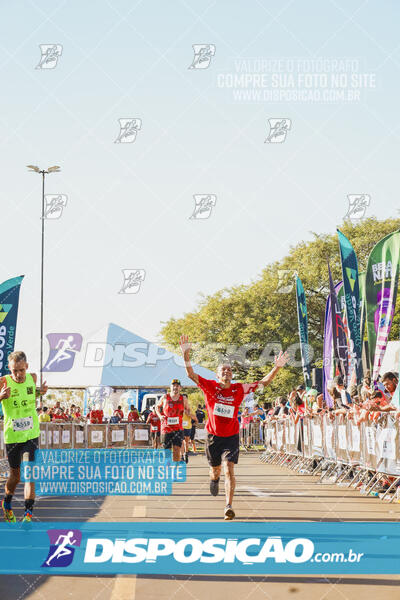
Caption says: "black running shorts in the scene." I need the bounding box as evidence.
[162,430,184,449]
[6,437,39,469]
[205,433,239,467]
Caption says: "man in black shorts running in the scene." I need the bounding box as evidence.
[156,379,190,462]
[180,335,288,520]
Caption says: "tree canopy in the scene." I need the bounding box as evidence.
[160,217,400,400]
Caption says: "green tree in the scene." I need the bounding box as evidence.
[160,217,400,398]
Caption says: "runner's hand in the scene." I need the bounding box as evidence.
[274,350,289,368]
[0,383,10,400]
[179,334,192,356]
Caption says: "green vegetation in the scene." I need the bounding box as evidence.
[160,218,400,401]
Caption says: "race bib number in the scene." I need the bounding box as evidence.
[167,417,179,425]
[214,403,234,418]
[12,416,33,432]
[151,425,159,431]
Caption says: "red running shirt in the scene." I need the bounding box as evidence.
[148,413,161,432]
[197,376,261,437]
[89,409,103,424]
[161,394,184,433]
[128,410,140,422]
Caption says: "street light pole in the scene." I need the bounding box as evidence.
[27,164,61,390]
[40,170,45,391]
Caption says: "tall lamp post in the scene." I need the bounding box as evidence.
[27,165,61,390]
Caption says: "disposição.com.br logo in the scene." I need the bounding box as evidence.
[42,529,82,567]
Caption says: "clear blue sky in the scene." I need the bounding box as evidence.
[1,0,399,374]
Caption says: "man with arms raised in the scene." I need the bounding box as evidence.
[0,351,47,523]
[180,335,288,520]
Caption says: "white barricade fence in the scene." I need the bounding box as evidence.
[284,418,299,456]
[310,414,324,458]
[240,421,264,448]
[347,419,361,466]
[261,414,400,499]
[263,421,274,452]
[369,415,400,477]
[194,423,207,443]
[36,423,152,449]
[335,415,350,465]
[302,418,312,459]
[322,413,336,461]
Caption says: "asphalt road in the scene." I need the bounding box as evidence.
[1,453,400,600]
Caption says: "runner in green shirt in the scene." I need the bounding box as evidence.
[0,351,47,523]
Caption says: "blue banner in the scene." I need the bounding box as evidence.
[20,449,185,496]
[0,522,399,574]
[337,230,362,383]
[295,276,312,387]
[0,275,24,377]
[328,265,348,384]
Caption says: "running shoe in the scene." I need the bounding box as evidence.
[210,478,219,496]
[1,500,16,524]
[224,505,235,520]
[22,510,33,523]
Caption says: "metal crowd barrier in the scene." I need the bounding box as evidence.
[260,414,400,502]
[0,423,152,457]
[0,423,211,465]
[239,421,265,449]
[193,423,207,444]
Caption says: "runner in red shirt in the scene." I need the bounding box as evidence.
[146,406,161,448]
[127,406,140,422]
[156,379,189,462]
[180,334,289,520]
[88,408,103,424]
[115,405,124,421]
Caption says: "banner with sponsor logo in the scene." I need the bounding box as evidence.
[323,277,345,408]
[0,522,399,574]
[358,271,368,372]
[0,275,24,378]
[365,230,400,381]
[336,281,357,386]
[337,230,362,383]
[328,265,348,384]
[323,288,334,408]
[359,271,366,340]
[295,276,312,388]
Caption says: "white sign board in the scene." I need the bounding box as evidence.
[112,429,125,443]
[134,429,149,441]
[365,427,376,456]
[91,430,103,444]
[338,425,347,450]
[351,426,360,452]
[312,424,322,448]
